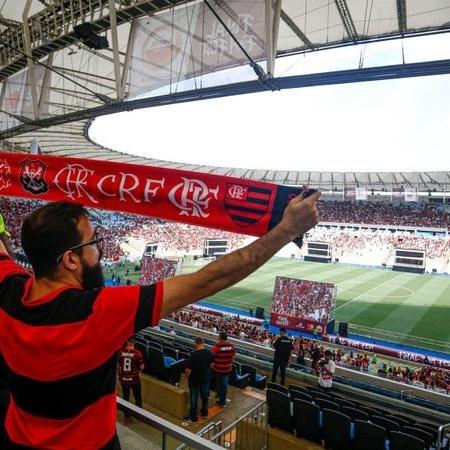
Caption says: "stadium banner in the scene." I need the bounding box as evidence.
[128,0,266,97]
[391,186,404,201]
[343,187,355,200]
[404,188,418,202]
[270,312,325,333]
[355,187,367,201]
[0,152,305,238]
[323,335,450,369]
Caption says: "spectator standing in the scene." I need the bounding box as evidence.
[0,191,319,448]
[271,328,293,386]
[318,350,336,391]
[212,332,236,407]
[185,337,214,423]
[117,338,145,425]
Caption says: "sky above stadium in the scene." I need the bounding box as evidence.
[90,33,450,172]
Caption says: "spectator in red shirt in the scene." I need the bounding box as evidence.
[117,338,145,425]
[211,332,236,407]
[0,193,320,449]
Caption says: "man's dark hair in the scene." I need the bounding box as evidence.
[195,337,204,345]
[219,331,228,341]
[21,201,89,279]
[280,327,287,334]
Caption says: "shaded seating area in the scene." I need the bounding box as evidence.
[266,382,448,450]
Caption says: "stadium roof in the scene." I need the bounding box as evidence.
[0,0,450,191]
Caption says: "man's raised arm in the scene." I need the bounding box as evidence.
[160,190,320,318]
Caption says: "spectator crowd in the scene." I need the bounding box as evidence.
[318,201,449,229]
[168,308,450,395]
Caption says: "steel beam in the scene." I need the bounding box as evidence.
[334,0,358,42]
[109,0,123,100]
[280,10,313,49]
[396,0,407,36]
[22,0,40,120]
[3,58,450,139]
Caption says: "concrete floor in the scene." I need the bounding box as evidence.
[116,385,264,449]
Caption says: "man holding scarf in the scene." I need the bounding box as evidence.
[0,189,320,449]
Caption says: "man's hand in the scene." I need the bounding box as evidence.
[278,190,321,241]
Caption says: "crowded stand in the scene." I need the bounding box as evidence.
[318,200,449,229]
[305,227,450,270]
[168,307,450,395]
[1,197,449,266]
[139,256,177,285]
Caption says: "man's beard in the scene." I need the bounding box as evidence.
[81,259,105,290]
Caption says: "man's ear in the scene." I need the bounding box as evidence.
[61,251,80,272]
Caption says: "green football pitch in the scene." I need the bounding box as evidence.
[180,259,450,352]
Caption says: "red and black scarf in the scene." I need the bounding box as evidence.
[0,152,305,241]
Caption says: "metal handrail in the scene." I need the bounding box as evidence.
[176,421,223,450]
[210,401,267,446]
[437,422,450,450]
[117,397,224,450]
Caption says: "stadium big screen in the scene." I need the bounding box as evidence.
[270,276,336,333]
[139,256,177,284]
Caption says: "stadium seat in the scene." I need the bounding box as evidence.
[341,406,369,422]
[357,405,380,418]
[289,384,309,395]
[389,413,415,424]
[415,424,438,443]
[134,342,148,360]
[162,345,177,359]
[389,431,426,450]
[229,363,250,389]
[371,416,401,436]
[311,392,333,402]
[353,419,387,450]
[385,415,411,428]
[267,382,288,395]
[322,409,352,450]
[402,426,434,448]
[292,399,321,443]
[240,364,267,390]
[177,351,190,361]
[266,389,292,433]
[147,348,183,384]
[314,398,340,412]
[148,342,163,352]
[290,390,313,402]
[370,406,391,416]
[333,398,355,409]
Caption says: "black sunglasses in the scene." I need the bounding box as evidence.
[56,230,104,263]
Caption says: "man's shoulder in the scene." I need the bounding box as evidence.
[0,254,30,284]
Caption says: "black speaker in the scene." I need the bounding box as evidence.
[255,307,264,319]
[338,322,348,338]
[74,23,109,49]
[326,319,335,334]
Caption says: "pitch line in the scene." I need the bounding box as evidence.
[334,273,405,313]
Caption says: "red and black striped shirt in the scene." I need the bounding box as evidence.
[118,347,144,385]
[211,341,236,374]
[0,254,163,449]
